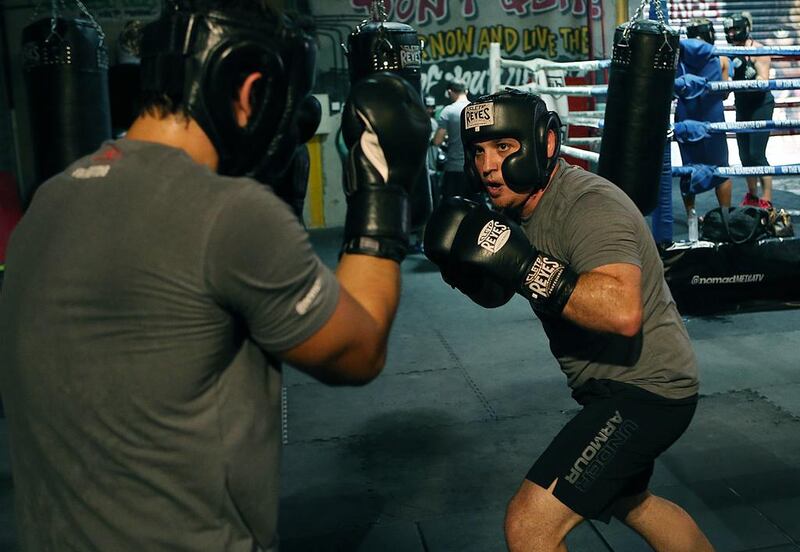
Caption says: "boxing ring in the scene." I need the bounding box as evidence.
[488,41,800,201]
[487,41,800,314]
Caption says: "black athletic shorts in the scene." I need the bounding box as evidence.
[526,378,698,523]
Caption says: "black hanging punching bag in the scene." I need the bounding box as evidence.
[598,20,678,215]
[22,17,112,208]
[345,21,432,232]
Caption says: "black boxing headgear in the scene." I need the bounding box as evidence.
[723,13,750,44]
[460,90,561,194]
[139,5,320,177]
[686,17,715,45]
[345,21,423,93]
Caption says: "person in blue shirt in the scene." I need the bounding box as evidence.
[675,17,732,224]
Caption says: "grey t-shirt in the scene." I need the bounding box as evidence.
[522,160,698,399]
[0,139,339,551]
[437,97,470,171]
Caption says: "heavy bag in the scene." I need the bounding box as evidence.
[598,20,679,215]
[22,17,112,208]
[345,20,431,232]
[346,21,422,93]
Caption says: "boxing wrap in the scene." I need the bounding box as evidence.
[341,72,429,262]
[424,197,578,314]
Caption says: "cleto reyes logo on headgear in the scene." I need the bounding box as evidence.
[477,219,510,253]
[464,102,494,132]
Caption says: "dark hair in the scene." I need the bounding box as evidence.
[447,78,467,94]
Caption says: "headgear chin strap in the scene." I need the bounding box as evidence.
[460,89,561,194]
[140,7,319,177]
[686,17,715,45]
[723,13,750,44]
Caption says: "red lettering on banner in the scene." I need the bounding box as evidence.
[351,0,598,25]
[460,0,477,18]
[418,0,447,24]
[351,0,451,26]
[500,0,528,16]
[499,0,601,18]
[532,0,558,14]
[396,0,415,21]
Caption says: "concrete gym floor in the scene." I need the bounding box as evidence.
[1,175,800,551]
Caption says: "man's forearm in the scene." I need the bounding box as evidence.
[336,253,401,337]
[561,271,642,337]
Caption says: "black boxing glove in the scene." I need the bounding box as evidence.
[425,197,578,315]
[340,72,430,262]
[424,198,515,308]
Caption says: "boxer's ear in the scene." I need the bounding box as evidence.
[546,128,557,158]
[234,72,263,127]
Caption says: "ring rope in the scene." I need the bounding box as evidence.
[705,120,800,133]
[562,151,800,177]
[567,110,606,119]
[515,82,609,97]
[564,137,602,146]
[708,78,800,93]
[568,118,800,135]
[522,77,800,100]
[712,45,800,57]
[563,117,604,128]
[499,57,611,74]
[674,164,800,177]
[561,145,600,163]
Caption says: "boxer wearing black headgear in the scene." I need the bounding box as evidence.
[0,2,431,551]
[424,90,575,313]
[139,3,320,177]
[724,13,751,45]
[724,10,776,208]
[423,85,709,549]
[686,17,715,45]
[460,89,561,196]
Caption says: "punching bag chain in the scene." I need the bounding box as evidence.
[623,0,669,41]
[49,0,58,37]
[366,1,393,70]
[369,0,388,23]
[72,0,105,44]
[72,0,108,70]
[38,0,106,69]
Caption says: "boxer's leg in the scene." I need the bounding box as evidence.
[505,479,583,552]
[714,178,732,208]
[613,491,714,552]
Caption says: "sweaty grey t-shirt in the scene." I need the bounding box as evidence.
[522,160,698,399]
[0,139,339,551]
